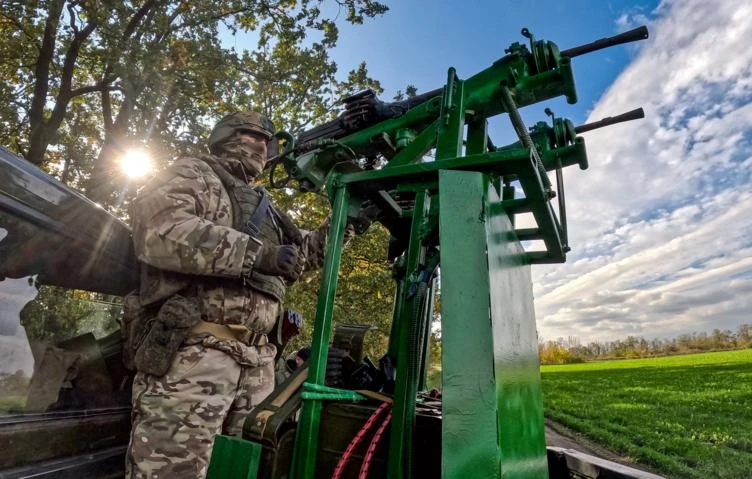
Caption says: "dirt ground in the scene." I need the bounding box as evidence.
[544,419,665,477]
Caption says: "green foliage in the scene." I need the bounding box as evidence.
[0,369,30,411]
[0,0,388,206]
[542,349,752,478]
[282,217,396,362]
[20,285,121,343]
[392,84,418,101]
[425,332,442,389]
[539,340,584,365]
[0,395,26,411]
[0,370,30,396]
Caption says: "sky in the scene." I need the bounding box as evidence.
[328,0,752,343]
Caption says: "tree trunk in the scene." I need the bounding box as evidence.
[25,0,98,167]
[25,127,53,167]
[25,0,64,166]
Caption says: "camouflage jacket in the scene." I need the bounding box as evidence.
[130,154,330,334]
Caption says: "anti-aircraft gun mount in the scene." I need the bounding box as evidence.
[202,25,659,479]
[267,25,648,265]
[0,24,664,479]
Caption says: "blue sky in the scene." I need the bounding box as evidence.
[327,0,752,343]
[330,1,656,134]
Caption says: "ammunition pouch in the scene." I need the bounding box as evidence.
[126,294,201,377]
[121,291,155,371]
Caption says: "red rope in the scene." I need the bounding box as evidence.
[332,402,390,479]
[358,411,392,479]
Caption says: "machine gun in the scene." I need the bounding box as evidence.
[280,26,648,159]
[208,26,653,479]
[268,25,648,263]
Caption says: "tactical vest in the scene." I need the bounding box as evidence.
[202,156,292,302]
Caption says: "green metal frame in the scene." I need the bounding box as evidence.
[290,183,350,479]
[287,35,572,478]
[439,170,504,478]
[386,188,431,478]
[242,26,648,479]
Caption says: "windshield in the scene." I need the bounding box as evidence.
[0,244,127,414]
[0,150,138,416]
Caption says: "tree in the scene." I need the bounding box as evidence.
[276,191,397,361]
[737,324,752,348]
[1,0,388,204]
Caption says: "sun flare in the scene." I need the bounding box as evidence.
[121,149,153,178]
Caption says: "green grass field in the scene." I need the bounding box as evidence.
[541,349,752,478]
[0,395,26,411]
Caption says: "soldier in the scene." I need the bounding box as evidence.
[123,111,352,478]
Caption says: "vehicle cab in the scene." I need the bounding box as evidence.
[0,146,137,477]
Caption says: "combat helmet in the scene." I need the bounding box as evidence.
[208,111,275,153]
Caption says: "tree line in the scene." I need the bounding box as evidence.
[539,324,752,365]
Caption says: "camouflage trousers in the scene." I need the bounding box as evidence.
[125,341,276,478]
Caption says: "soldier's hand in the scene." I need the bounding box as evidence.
[254,244,301,282]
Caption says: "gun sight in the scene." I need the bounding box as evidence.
[561,26,648,58]
[574,108,645,134]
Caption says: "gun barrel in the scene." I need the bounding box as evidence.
[574,108,645,134]
[561,26,649,58]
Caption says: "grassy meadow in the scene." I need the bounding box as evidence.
[541,349,752,479]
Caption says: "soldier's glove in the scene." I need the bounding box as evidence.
[254,244,301,282]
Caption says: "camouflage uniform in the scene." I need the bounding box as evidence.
[125,112,334,478]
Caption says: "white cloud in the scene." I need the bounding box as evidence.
[534,0,752,342]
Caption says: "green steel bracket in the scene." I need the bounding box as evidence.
[385,119,441,168]
[290,182,350,479]
[339,146,567,263]
[387,190,431,479]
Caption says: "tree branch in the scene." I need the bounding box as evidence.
[69,84,120,97]
[101,87,113,132]
[164,6,256,37]
[49,9,97,127]
[237,64,290,83]
[0,11,42,51]
[124,0,159,39]
[29,0,64,131]
[161,0,187,38]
